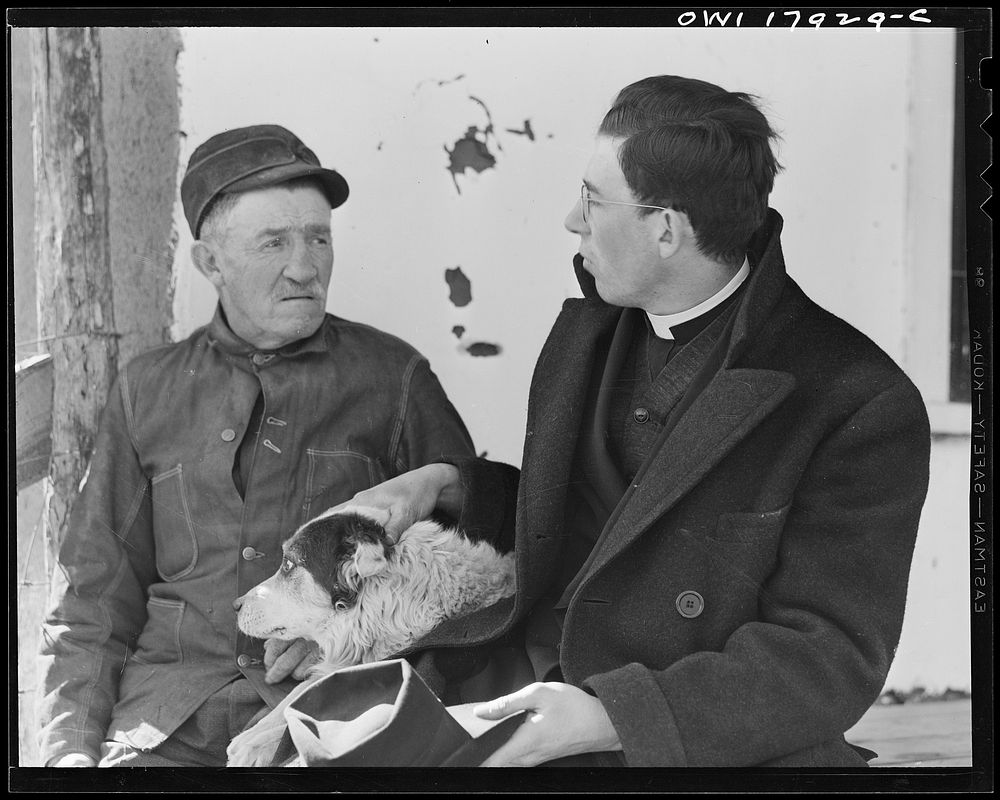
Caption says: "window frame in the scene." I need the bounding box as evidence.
[902,30,970,435]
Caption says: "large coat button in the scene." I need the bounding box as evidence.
[675,590,704,618]
[221,428,236,442]
[633,407,650,424]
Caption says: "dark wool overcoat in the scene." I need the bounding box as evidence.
[408,210,932,768]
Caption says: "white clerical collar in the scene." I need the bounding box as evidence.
[645,257,750,340]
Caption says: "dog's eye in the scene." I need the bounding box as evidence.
[281,558,296,574]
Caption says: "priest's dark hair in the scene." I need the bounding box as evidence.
[599,75,783,268]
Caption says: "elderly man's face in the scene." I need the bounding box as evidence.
[198,183,334,350]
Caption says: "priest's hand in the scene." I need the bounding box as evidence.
[472,682,622,767]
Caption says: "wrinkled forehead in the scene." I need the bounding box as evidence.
[223,183,333,235]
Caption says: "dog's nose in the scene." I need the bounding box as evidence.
[233,595,245,611]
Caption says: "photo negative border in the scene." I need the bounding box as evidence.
[7,5,993,794]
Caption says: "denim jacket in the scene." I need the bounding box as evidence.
[37,308,475,764]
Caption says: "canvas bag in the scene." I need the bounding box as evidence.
[268,659,526,767]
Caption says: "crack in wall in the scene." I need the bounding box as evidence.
[504,119,535,140]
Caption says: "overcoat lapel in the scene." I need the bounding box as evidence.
[578,366,796,584]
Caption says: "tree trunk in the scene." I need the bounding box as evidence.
[31,27,118,562]
[21,26,180,767]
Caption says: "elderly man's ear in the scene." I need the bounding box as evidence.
[191,240,226,289]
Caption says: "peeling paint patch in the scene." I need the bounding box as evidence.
[444,127,496,194]
[452,325,466,339]
[444,96,501,194]
[505,119,535,141]
[465,342,502,357]
[445,267,472,307]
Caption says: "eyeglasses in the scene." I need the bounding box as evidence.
[580,184,669,223]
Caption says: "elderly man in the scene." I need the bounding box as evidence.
[37,125,477,767]
[348,75,932,767]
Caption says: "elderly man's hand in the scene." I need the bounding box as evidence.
[263,637,321,684]
[472,682,622,767]
[330,463,462,542]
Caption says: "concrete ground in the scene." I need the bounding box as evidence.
[846,698,973,766]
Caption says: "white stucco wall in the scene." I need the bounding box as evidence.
[171,26,970,691]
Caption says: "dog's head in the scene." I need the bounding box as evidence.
[234,507,393,644]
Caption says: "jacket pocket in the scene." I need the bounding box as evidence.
[712,504,791,544]
[132,596,186,665]
[302,449,383,523]
[699,504,791,591]
[150,465,199,581]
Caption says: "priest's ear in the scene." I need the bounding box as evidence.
[191,240,225,289]
[655,207,693,259]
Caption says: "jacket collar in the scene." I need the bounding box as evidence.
[725,208,787,366]
[205,304,333,359]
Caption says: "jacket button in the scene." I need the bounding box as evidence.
[241,547,262,561]
[633,407,650,424]
[675,590,704,619]
[237,654,252,668]
[221,428,236,442]
[251,353,274,366]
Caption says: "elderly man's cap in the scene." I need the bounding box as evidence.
[181,124,349,237]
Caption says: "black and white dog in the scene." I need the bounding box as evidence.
[227,505,515,766]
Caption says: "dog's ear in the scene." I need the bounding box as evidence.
[351,539,388,579]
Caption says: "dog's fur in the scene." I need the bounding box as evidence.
[226,505,516,766]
